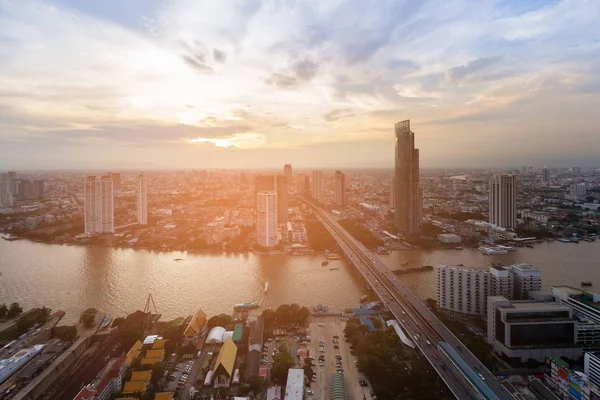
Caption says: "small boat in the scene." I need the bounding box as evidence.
[329,268,338,271]
[100,313,112,330]
[321,260,329,266]
[525,244,534,248]
[360,295,368,302]
[234,302,259,309]
[264,280,269,293]
[2,235,19,241]
[326,253,341,260]
[402,260,409,266]
[558,238,572,243]
[173,258,184,261]
[582,281,592,287]
[454,246,464,250]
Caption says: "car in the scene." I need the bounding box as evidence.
[306,389,314,395]
[318,323,324,327]
[334,345,339,349]
[311,376,317,382]
[426,340,431,345]
[432,354,437,360]
[359,380,368,387]
[478,373,485,381]
[337,369,344,373]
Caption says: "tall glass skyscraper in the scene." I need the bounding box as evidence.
[394,120,422,235]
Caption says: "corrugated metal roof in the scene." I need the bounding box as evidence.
[213,337,237,377]
[330,373,347,400]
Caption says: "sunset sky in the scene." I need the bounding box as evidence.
[1,0,599,170]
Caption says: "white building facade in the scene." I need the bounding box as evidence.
[436,265,489,317]
[84,175,114,234]
[489,174,517,229]
[137,173,147,225]
[256,191,278,248]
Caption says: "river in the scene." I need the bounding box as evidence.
[0,239,598,324]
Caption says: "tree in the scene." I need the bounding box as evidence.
[17,307,51,331]
[207,314,232,329]
[151,361,166,383]
[262,309,276,330]
[79,308,98,328]
[245,376,265,394]
[122,325,144,351]
[270,344,295,385]
[164,340,176,355]
[112,317,125,328]
[7,302,23,319]
[53,325,78,341]
[0,303,8,319]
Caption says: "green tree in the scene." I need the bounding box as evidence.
[151,361,166,383]
[270,344,295,385]
[0,303,7,319]
[164,340,176,355]
[245,376,265,394]
[261,309,276,330]
[53,325,78,341]
[17,307,51,331]
[207,314,232,329]
[122,325,144,351]
[111,317,125,328]
[79,308,98,328]
[7,302,23,319]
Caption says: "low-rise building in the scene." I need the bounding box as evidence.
[284,369,304,400]
[553,286,600,346]
[437,233,462,243]
[73,354,127,400]
[212,338,237,388]
[487,296,581,362]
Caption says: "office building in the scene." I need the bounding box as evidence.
[110,172,121,192]
[84,175,114,234]
[256,191,278,248]
[137,173,147,225]
[570,183,587,197]
[542,167,550,185]
[18,180,45,200]
[311,170,322,201]
[283,164,293,189]
[487,296,580,362]
[553,286,600,346]
[284,368,304,400]
[436,265,489,317]
[296,173,309,194]
[276,175,288,225]
[334,170,346,208]
[586,352,600,388]
[489,174,517,229]
[394,120,421,235]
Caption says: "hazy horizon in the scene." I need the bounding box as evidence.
[2,0,600,169]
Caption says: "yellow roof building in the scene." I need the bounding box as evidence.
[183,309,207,338]
[130,370,152,382]
[141,356,162,366]
[212,337,237,378]
[152,339,167,349]
[122,380,148,394]
[145,348,164,359]
[126,340,143,366]
[154,393,175,400]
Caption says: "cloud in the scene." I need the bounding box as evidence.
[323,108,354,122]
[180,41,214,74]
[265,73,298,89]
[213,48,227,63]
[188,133,266,149]
[265,58,319,89]
[445,56,503,83]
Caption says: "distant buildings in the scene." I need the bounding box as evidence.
[487,296,580,362]
[283,164,293,189]
[542,167,550,185]
[18,180,45,200]
[110,172,121,192]
[256,191,278,248]
[311,170,322,201]
[137,173,147,225]
[570,183,586,197]
[296,173,309,194]
[276,175,288,226]
[334,170,346,208]
[0,171,18,207]
[436,263,541,317]
[553,286,600,346]
[488,174,517,229]
[393,120,421,235]
[84,175,114,234]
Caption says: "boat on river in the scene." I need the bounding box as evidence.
[582,281,592,287]
[321,260,329,266]
[2,234,19,241]
[100,313,112,330]
[360,295,368,302]
[264,280,269,293]
[326,253,341,260]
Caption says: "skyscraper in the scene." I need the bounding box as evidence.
[296,173,308,194]
[311,170,322,201]
[489,174,517,229]
[276,175,288,225]
[137,173,147,225]
[256,191,278,248]
[84,175,114,234]
[18,180,45,200]
[0,173,16,207]
[255,174,275,208]
[334,170,346,208]
[542,167,550,185]
[283,164,293,190]
[110,172,121,192]
[394,120,421,235]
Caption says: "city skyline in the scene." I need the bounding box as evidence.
[1,1,600,169]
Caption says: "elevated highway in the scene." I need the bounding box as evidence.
[309,204,513,400]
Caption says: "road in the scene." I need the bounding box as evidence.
[309,203,514,400]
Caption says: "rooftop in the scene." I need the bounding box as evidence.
[123,380,147,394]
[154,393,175,400]
[499,301,571,313]
[284,369,304,400]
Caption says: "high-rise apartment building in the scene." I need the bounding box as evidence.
[569,183,586,197]
[110,172,121,192]
[311,170,322,201]
[18,180,45,200]
[542,167,550,185]
[436,265,489,317]
[389,178,394,208]
[276,175,288,225]
[137,173,147,225]
[84,175,114,234]
[489,174,517,229]
[394,120,421,235]
[283,164,293,190]
[436,263,541,317]
[0,173,15,207]
[296,173,309,194]
[256,191,278,248]
[334,170,346,208]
